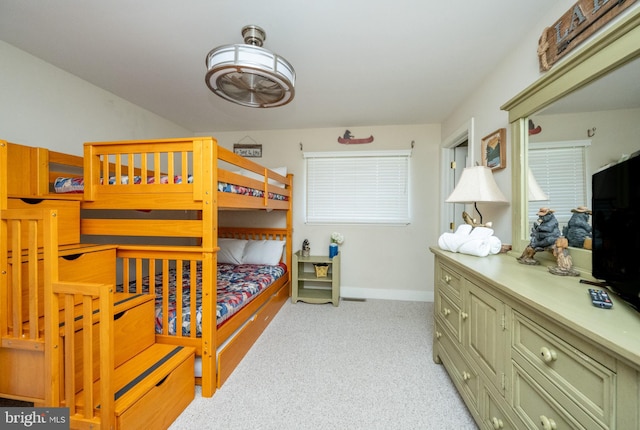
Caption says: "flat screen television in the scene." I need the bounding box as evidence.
[592,150,640,310]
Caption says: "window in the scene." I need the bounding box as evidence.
[528,140,590,226]
[304,150,411,224]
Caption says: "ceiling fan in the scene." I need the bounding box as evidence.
[205,25,296,108]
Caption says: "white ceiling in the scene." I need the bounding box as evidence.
[0,0,560,133]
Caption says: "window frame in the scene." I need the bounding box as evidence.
[303,150,411,225]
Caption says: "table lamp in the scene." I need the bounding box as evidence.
[446,165,508,225]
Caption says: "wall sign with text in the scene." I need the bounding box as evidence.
[233,144,262,158]
[538,0,637,71]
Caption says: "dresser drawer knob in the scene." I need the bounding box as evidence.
[461,312,468,320]
[462,371,471,381]
[540,347,558,363]
[492,417,504,429]
[443,308,451,316]
[444,274,452,283]
[435,331,442,339]
[539,415,557,430]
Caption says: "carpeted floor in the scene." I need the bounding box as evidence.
[169,299,477,430]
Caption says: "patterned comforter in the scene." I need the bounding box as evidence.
[124,262,286,336]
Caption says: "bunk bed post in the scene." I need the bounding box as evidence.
[35,147,50,197]
[83,142,97,201]
[0,141,7,210]
[286,173,293,287]
[198,137,218,398]
[42,209,61,407]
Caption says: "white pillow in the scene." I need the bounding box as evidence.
[217,238,248,265]
[242,240,286,265]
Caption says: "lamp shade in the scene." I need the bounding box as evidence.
[446,166,508,203]
[527,167,549,201]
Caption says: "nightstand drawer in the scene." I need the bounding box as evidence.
[7,198,80,246]
[512,311,615,427]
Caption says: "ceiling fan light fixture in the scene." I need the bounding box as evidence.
[205,25,295,108]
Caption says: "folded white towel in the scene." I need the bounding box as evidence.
[437,224,473,251]
[438,232,463,252]
[488,236,502,254]
[438,224,502,257]
[468,226,494,239]
[457,239,490,256]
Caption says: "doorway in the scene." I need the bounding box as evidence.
[440,118,474,234]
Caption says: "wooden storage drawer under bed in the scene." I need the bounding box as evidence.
[217,281,289,387]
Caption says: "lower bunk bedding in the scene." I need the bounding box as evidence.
[123,262,287,336]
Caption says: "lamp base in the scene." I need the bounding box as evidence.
[462,211,493,228]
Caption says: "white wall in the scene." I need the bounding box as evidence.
[0,40,190,154]
[442,0,580,244]
[212,125,441,302]
[5,2,633,301]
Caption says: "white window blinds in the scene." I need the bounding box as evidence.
[528,140,590,226]
[304,150,411,224]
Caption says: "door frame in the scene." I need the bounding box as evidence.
[440,118,475,234]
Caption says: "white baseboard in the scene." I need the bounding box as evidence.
[340,286,434,302]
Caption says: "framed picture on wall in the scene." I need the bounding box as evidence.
[481,128,506,171]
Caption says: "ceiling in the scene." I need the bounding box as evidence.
[0,0,560,133]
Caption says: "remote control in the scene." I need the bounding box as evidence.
[589,288,613,309]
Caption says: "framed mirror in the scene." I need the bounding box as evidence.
[502,9,640,272]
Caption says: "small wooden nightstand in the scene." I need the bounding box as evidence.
[292,251,340,306]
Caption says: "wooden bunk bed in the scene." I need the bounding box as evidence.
[79,137,293,397]
[0,137,293,427]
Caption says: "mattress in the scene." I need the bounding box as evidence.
[123,262,286,336]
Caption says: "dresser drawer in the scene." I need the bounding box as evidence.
[512,311,615,427]
[435,322,480,414]
[437,262,462,302]
[435,289,463,344]
[7,198,80,246]
[512,361,602,430]
[484,387,523,430]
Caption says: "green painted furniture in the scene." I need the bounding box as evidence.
[432,247,640,429]
[292,251,340,306]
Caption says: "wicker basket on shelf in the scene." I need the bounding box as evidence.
[314,263,329,277]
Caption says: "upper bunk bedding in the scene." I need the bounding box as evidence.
[53,175,289,201]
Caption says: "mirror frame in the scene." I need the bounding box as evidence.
[502,8,640,272]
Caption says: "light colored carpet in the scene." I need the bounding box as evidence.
[170,299,477,430]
